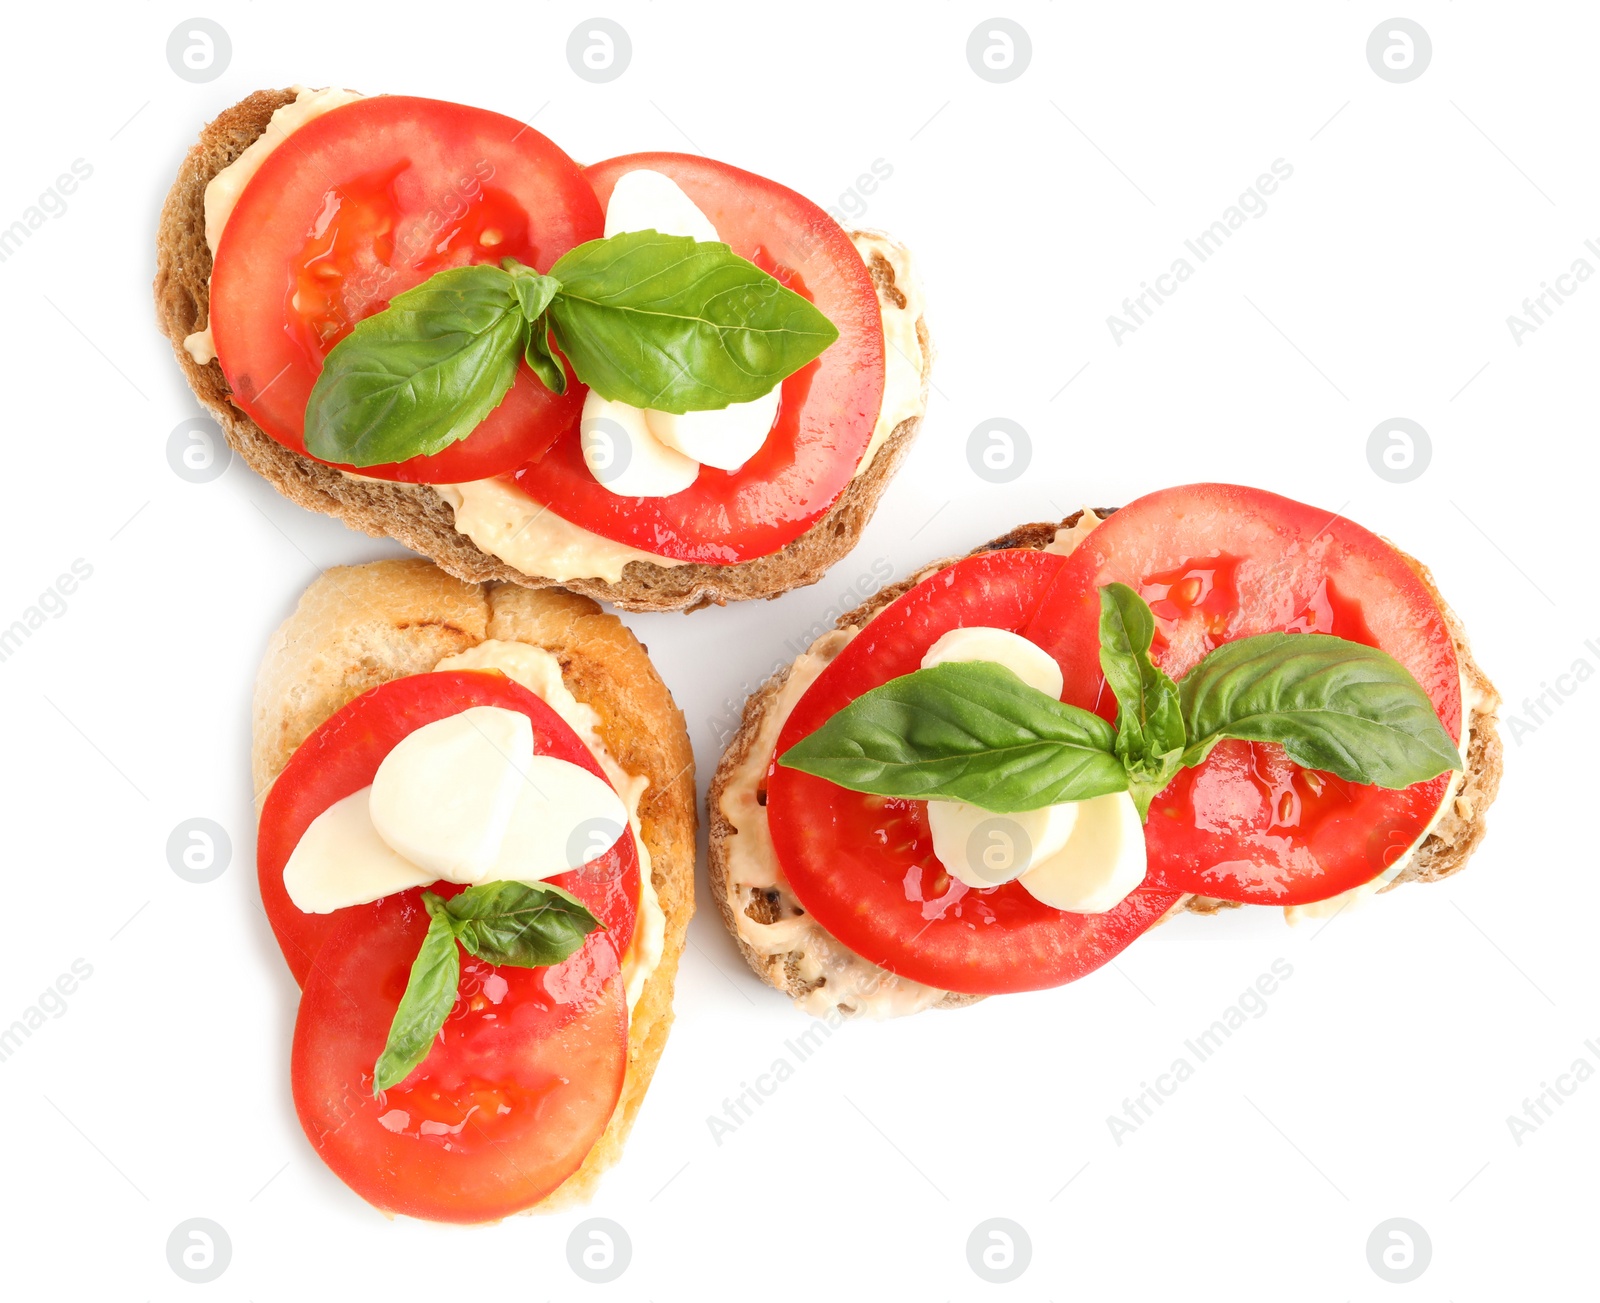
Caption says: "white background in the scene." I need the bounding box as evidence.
[0,2,1594,1298]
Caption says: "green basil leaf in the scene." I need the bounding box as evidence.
[444,880,601,967]
[522,317,568,396]
[1178,632,1463,786]
[501,259,566,395]
[504,260,562,322]
[304,265,525,467]
[547,230,838,412]
[1098,583,1186,818]
[778,661,1126,813]
[372,896,461,1095]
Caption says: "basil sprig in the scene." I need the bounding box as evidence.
[372,881,601,1095]
[777,583,1462,817]
[1098,583,1186,817]
[304,231,839,468]
[777,661,1125,813]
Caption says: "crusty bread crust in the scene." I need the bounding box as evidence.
[252,558,696,1213]
[154,89,930,613]
[707,510,1503,1005]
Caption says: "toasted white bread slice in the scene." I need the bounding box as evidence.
[156,89,931,613]
[254,558,695,1209]
[707,510,1503,1018]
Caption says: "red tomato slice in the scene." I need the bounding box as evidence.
[767,549,1183,995]
[292,889,627,1223]
[257,670,639,986]
[1020,484,1463,905]
[209,96,602,482]
[499,152,888,564]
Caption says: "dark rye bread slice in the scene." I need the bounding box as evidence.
[154,88,931,614]
[707,509,1504,1011]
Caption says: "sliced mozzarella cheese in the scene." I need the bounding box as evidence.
[644,388,781,472]
[921,626,1064,699]
[918,623,1147,913]
[495,752,628,882]
[603,168,720,242]
[581,392,699,498]
[282,786,436,913]
[291,703,633,912]
[435,640,661,1011]
[586,168,783,491]
[928,799,1079,889]
[922,626,1080,889]
[369,706,533,883]
[1019,790,1147,913]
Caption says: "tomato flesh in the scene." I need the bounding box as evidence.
[502,152,888,563]
[210,96,602,482]
[292,890,626,1223]
[257,670,639,986]
[767,549,1183,995]
[1020,484,1463,904]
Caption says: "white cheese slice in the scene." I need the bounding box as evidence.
[918,624,1145,911]
[928,799,1078,888]
[588,168,782,489]
[434,641,660,1012]
[604,168,720,243]
[921,625,1078,888]
[495,753,628,882]
[287,703,631,915]
[645,388,782,471]
[282,786,435,914]
[1019,790,1147,913]
[921,626,1064,699]
[369,706,534,883]
[580,393,699,498]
